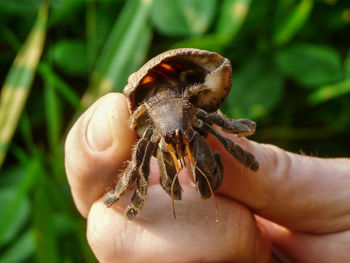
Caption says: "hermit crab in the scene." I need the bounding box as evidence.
[104,48,259,220]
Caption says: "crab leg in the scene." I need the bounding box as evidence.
[103,127,152,207]
[125,136,158,220]
[167,143,184,219]
[196,108,256,137]
[188,132,221,223]
[157,149,182,200]
[199,122,259,171]
[189,133,223,198]
[130,103,148,129]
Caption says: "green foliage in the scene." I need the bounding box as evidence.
[276,42,343,87]
[51,40,89,75]
[0,229,35,263]
[216,0,252,40]
[273,0,314,46]
[82,0,152,107]
[0,0,350,262]
[0,185,30,245]
[152,0,217,36]
[223,57,284,119]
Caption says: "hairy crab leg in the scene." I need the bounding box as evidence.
[168,143,183,219]
[103,127,152,207]
[200,122,259,171]
[196,108,256,137]
[130,103,148,129]
[185,136,219,225]
[126,136,158,220]
[157,149,182,200]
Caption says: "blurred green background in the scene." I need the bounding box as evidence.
[0,0,349,262]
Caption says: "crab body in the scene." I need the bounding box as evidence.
[104,48,259,220]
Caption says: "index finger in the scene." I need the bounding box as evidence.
[207,130,350,234]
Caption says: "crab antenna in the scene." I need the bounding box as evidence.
[175,143,183,167]
[170,166,183,219]
[168,144,180,171]
[183,139,194,165]
[184,140,219,226]
[175,143,186,168]
[168,144,182,219]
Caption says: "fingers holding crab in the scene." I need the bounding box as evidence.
[64,93,135,217]
[87,185,271,263]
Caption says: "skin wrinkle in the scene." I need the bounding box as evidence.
[87,203,111,262]
[208,128,350,235]
[271,228,350,263]
[103,108,115,150]
[255,144,292,214]
[256,151,350,235]
[251,218,260,262]
[254,219,271,262]
[285,155,350,233]
[207,133,272,210]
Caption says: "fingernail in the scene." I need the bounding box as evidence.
[87,105,113,151]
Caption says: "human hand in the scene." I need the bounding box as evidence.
[65,93,350,263]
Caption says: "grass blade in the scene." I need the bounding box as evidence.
[173,0,252,52]
[38,62,81,109]
[216,0,252,41]
[81,0,153,108]
[308,78,350,105]
[0,229,35,263]
[274,0,314,46]
[42,63,62,155]
[33,176,60,263]
[0,1,48,169]
[0,157,41,247]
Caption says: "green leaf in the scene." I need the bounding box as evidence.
[51,40,88,75]
[0,0,39,17]
[0,157,40,247]
[119,24,152,85]
[171,34,228,52]
[216,0,252,41]
[222,57,283,120]
[0,188,30,246]
[43,64,62,155]
[0,2,48,169]
[18,111,35,153]
[308,79,350,105]
[345,48,350,78]
[82,0,152,108]
[49,0,85,27]
[276,43,343,87]
[151,0,217,37]
[0,166,26,188]
[33,179,60,263]
[0,229,35,263]
[38,62,81,108]
[273,0,314,46]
